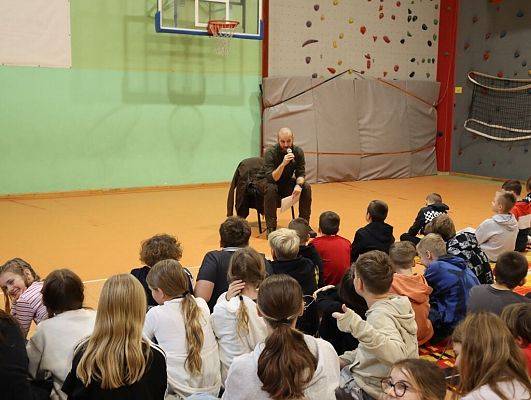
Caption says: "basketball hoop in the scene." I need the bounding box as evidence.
[207,20,239,56]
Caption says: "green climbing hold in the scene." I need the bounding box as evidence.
[433,34,437,41]
[434,19,438,25]
[407,31,412,37]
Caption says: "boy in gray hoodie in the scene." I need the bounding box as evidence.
[333,251,418,400]
[475,191,518,262]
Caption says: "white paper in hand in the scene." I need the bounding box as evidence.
[280,190,301,213]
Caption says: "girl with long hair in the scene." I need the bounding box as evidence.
[452,313,531,400]
[381,358,446,400]
[144,259,221,398]
[222,274,340,400]
[211,247,268,383]
[0,258,47,337]
[62,274,167,399]
[27,269,96,400]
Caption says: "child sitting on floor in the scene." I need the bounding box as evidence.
[389,241,434,345]
[288,218,323,287]
[400,193,449,245]
[501,303,531,376]
[502,179,531,252]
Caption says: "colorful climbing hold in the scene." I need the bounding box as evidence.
[306,21,312,27]
[302,39,319,47]
[367,59,371,69]
[391,14,396,20]
[422,23,428,30]
[394,64,399,72]
[410,57,416,62]
[433,34,437,41]
[312,73,318,78]
[314,4,319,11]
[422,58,425,63]
[409,71,415,78]
[360,26,367,34]
[497,71,504,78]
[483,51,490,61]
[306,57,311,64]
[522,60,527,67]
[516,10,524,18]
[407,15,412,22]
[321,14,325,21]
[364,53,371,59]
[338,60,343,65]
[407,31,412,37]
[500,30,507,38]
[514,50,520,58]
[427,59,431,64]
[383,36,390,43]
[379,5,383,11]
[339,32,344,39]
[412,15,417,22]
[396,0,401,6]
[426,72,431,78]
[434,19,438,25]
[383,71,388,77]
[485,32,491,40]
[408,8,412,14]
[372,35,378,42]
[464,42,470,50]
[400,38,405,44]
[379,12,384,19]
[348,17,354,24]
[333,0,339,5]
[432,58,435,63]
[472,15,478,23]
[327,67,336,74]
[427,40,432,47]
[333,40,338,48]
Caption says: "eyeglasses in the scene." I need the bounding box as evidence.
[303,295,315,310]
[381,378,413,397]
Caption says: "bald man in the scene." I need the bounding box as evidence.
[256,128,313,235]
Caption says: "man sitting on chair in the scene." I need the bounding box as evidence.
[257,127,313,236]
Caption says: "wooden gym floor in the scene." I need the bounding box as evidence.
[1,174,529,310]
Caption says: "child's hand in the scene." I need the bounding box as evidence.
[332,304,357,333]
[226,280,246,301]
[312,285,335,299]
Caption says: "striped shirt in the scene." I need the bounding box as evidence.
[12,280,47,337]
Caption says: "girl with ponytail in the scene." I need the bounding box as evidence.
[211,247,268,383]
[144,259,221,398]
[222,274,340,400]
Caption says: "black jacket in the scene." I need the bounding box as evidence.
[227,157,265,218]
[270,257,318,335]
[408,203,450,236]
[351,221,395,262]
[299,244,324,287]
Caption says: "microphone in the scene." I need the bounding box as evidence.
[287,148,293,163]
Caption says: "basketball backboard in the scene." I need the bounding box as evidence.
[155,0,263,40]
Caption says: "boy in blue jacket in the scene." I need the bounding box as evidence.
[417,234,479,342]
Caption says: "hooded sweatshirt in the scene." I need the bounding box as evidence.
[424,255,479,334]
[351,221,395,262]
[475,214,518,262]
[512,197,531,252]
[338,295,418,399]
[390,274,433,345]
[408,203,450,236]
[222,334,340,400]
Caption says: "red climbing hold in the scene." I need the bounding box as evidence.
[485,32,491,39]
[497,71,504,78]
[373,35,378,42]
[383,36,390,43]
[483,51,490,61]
[379,5,383,11]
[472,15,479,23]
[367,59,371,69]
[394,64,399,72]
[383,71,388,77]
[379,12,384,19]
[364,53,371,59]
[360,26,367,34]
[391,15,396,20]
[327,67,337,74]
[396,1,401,6]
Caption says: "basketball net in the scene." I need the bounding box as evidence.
[207,20,239,56]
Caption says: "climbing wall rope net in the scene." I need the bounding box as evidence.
[464,71,531,141]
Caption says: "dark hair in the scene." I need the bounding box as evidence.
[367,200,388,222]
[501,180,522,196]
[494,251,528,289]
[257,275,317,400]
[139,234,183,267]
[219,217,251,248]
[426,193,443,204]
[318,211,340,235]
[354,251,394,295]
[428,214,456,242]
[389,241,417,270]
[42,269,85,317]
[0,258,40,313]
[288,218,311,243]
[338,268,368,315]
[0,309,21,344]
[526,177,531,192]
[501,303,531,344]
[496,191,516,214]
[391,359,446,400]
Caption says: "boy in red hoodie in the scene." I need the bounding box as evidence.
[389,241,434,345]
[501,303,531,376]
[502,179,531,252]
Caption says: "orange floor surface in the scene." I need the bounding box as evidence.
[1,174,527,309]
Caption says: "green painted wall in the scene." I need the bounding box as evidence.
[0,0,262,195]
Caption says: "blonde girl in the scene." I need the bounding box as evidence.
[62,274,167,399]
[211,247,268,382]
[145,259,221,398]
[0,258,47,337]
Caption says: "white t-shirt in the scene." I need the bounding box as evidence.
[27,308,96,400]
[143,296,221,398]
[462,380,530,400]
[211,293,267,383]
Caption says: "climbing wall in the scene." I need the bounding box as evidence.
[268,0,441,80]
[452,2,531,180]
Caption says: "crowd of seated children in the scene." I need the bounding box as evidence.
[416,234,479,342]
[475,190,518,262]
[288,218,323,286]
[382,358,446,400]
[426,214,494,284]
[350,200,395,262]
[222,274,340,400]
[468,251,530,315]
[0,258,47,338]
[501,303,531,376]
[144,259,221,398]
[502,179,531,252]
[333,251,418,400]
[27,269,96,400]
[131,234,193,308]
[62,274,167,399]
[400,193,449,245]
[388,241,434,345]
[314,269,368,355]
[452,313,531,400]
[211,247,267,383]
[268,228,319,335]
[311,211,352,286]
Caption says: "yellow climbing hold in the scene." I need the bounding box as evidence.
[333,0,339,5]
[321,14,325,21]
[339,33,344,39]
[348,17,354,24]
[333,40,338,48]
[338,60,343,65]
